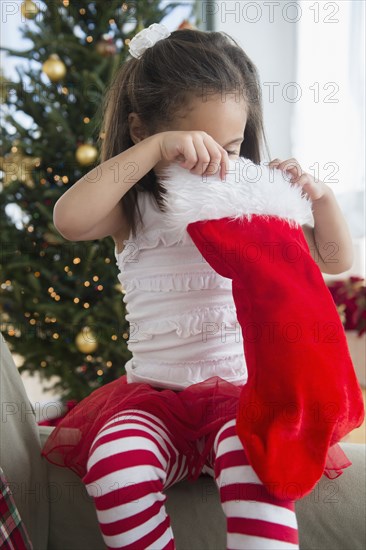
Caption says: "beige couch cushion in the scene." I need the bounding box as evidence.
[39,426,365,550]
[295,441,366,550]
[1,324,365,550]
[2,323,364,550]
[0,333,49,550]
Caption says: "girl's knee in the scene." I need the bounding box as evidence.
[83,433,169,500]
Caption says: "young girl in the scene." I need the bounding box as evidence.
[41,24,354,550]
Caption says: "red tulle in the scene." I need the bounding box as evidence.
[323,442,353,479]
[41,374,240,482]
[40,373,352,493]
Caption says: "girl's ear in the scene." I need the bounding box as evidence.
[128,112,149,144]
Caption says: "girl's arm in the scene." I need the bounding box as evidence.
[268,158,354,275]
[54,130,230,242]
[302,185,354,275]
[53,134,161,241]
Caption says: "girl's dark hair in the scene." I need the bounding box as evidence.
[97,28,270,239]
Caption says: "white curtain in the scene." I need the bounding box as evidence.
[292,0,365,279]
[293,0,364,195]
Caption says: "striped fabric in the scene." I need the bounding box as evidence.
[212,419,300,550]
[0,466,33,550]
[82,410,300,549]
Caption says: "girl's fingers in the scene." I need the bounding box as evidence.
[217,144,230,181]
[202,137,229,180]
[285,168,300,183]
[269,158,302,183]
[189,135,213,176]
[269,158,281,168]
[278,159,302,181]
[198,137,223,178]
[178,140,199,170]
[178,133,230,181]
[189,135,221,178]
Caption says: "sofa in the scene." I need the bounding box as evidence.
[1,331,365,550]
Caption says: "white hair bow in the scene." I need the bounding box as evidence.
[128,23,171,59]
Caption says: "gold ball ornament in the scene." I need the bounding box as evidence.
[42,54,67,82]
[0,143,41,188]
[75,327,98,354]
[21,0,39,19]
[75,144,98,166]
[1,311,10,322]
[95,37,117,57]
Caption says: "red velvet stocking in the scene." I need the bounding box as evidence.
[161,158,365,500]
[187,215,365,500]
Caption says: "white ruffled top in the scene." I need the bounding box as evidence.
[114,188,248,391]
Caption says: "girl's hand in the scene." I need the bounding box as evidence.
[268,157,329,201]
[158,131,230,181]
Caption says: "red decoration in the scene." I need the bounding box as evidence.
[95,37,117,57]
[177,19,196,30]
[187,215,365,500]
[38,399,78,427]
[327,276,366,336]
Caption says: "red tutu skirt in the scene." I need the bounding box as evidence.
[40,374,242,482]
[40,374,352,489]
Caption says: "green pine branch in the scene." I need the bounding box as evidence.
[1,0,197,404]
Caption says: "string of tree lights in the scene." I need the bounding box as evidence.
[0,0,197,402]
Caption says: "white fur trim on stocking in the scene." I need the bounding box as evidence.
[159,157,314,241]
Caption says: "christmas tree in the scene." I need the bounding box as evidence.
[0,0,197,403]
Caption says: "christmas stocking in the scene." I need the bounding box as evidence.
[160,157,365,500]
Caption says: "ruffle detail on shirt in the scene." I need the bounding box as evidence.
[127,303,240,341]
[115,227,191,265]
[119,271,232,293]
[131,352,245,369]
[126,352,248,390]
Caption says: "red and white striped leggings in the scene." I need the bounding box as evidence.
[82,409,300,550]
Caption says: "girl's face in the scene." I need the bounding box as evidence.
[154,93,247,176]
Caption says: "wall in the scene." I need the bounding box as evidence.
[198,0,299,160]
[198,0,365,279]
